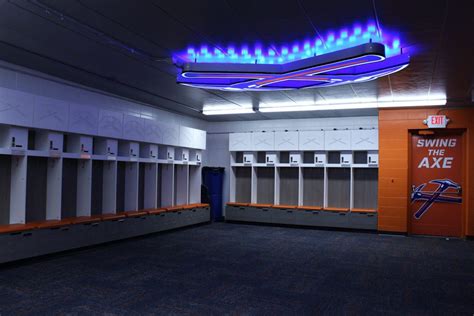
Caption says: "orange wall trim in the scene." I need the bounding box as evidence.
[378,107,474,236]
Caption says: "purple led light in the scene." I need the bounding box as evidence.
[175,21,403,65]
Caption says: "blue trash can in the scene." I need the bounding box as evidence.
[202,167,225,221]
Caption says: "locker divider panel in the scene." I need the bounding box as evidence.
[302,168,324,206]
[327,168,351,208]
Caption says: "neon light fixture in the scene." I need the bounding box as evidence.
[174,22,410,91]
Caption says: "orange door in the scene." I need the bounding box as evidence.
[410,132,463,237]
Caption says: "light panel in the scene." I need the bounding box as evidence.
[258,97,447,113]
[202,107,255,115]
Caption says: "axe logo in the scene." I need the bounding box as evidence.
[411,179,462,219]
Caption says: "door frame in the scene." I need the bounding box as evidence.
[407,128,467,237]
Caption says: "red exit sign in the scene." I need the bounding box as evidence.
[425,115,448,128]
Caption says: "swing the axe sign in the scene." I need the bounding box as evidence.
[410,133,462,236]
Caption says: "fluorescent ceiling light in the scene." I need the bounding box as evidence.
[377,99,446,107]
[202,107,255,115]
[259,98,446,113]
[259,102,377,112]
[202,95,447,115]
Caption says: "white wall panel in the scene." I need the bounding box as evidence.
[68,103,99,135]
[34,96,69,131]
[98,110,123,138]
[298,130,325,150]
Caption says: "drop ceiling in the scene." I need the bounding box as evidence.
[0,0,472,121]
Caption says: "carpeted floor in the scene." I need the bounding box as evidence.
[0,222,473,315]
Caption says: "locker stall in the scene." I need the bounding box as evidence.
[26,157,62,222]
[0,155,12,225]
[91,160,116,215]
[160,163,174,207]
[26,157,48,223]
[188,165,201,204]
[256,167,275,204]
[278,167,298,205]
[326,168,351,209]
[62,158,91,218]
[232,167,251,203]
[139,163,158,210]
[353,168,378,210]
[302,167,324,207]
[91,160,103,215]
[174,165,189,206]
[116,161,138,212]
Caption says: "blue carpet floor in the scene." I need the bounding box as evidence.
[0,222,473,315]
